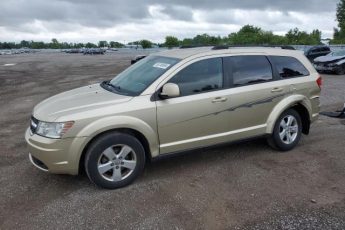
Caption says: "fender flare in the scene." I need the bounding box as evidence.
[266,94,312,134]
[75,116,159,160]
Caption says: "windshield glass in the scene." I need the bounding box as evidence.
[329,50,345,56]
[108,55,180,96]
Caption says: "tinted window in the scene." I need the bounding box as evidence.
[227,56,273,86]
[169,58,223,96]
[270,56,309,78]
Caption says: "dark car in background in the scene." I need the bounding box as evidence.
[313,49,345,75]
[83,48,105,55]
[304,45,331,62]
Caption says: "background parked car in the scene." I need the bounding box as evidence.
[65,48,83,54]
[313,49,345,74]
[304,45,331,62]
[83,48,105,55]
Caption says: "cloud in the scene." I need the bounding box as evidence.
[0,0,339,42]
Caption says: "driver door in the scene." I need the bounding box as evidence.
[156,57,232,154]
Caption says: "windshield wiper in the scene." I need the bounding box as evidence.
[102,81,122,92]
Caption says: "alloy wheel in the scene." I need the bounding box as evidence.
[279,115,298,144]
[97,144,137,182]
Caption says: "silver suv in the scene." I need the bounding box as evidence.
[25,47,321,189]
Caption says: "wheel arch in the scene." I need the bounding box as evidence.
[266,95,312,134]
[78,127,153,174]
[74,116,159,174]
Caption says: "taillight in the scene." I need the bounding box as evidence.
[316,76,322,89]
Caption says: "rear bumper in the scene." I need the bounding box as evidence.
[25,128,88,175]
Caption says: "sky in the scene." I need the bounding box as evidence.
[0,0,339,43]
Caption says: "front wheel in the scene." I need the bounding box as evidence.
[85,132,145,189]
[267,109,302,151]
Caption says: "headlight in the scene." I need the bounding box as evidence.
[36,121,74,139]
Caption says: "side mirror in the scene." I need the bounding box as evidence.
[159,83,180,99]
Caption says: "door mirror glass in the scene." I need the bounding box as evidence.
[160,83,180,99]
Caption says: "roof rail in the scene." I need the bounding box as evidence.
[211,45,295,50]
[212,45,229,50]
[179,45,211,49]
[180,45,296,50]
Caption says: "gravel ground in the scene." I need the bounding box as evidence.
[0,51,344,229]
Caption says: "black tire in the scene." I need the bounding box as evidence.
[335,65,345,75]
[85,132,145,189]
[267,109,302,151]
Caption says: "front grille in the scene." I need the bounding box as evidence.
[30,116,38,134]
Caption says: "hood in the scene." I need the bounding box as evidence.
[33,83,132,121]
[314,55,345,63]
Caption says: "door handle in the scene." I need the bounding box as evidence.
[212,97,227,103]
[271,87,283,93]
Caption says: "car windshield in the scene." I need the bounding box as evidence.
[107,55,180,96]
[329,50,345,56]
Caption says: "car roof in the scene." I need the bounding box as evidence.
[155,46,304,59]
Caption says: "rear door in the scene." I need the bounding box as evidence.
[221,55,289,135]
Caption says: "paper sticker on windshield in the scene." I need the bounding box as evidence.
[153,63,171,69]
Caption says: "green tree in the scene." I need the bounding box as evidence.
[31,41,46,49]
[98,41,109,48]
[181,38,193,46]
[285,28,320,45]
[140,39,152,49]
[109,41,124,48]
[337,0,345,30]
[50,38,60,49]
[85,42,97,48]
[19,40,30,48]
[333,0,345,43]
[228,25,269,45]
[164,36,179,48]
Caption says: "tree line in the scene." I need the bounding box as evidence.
[0,39,126,49]
[333,0,345,43]
[165,26,322,48]
[0,25,324,50]
[4,0,345,50]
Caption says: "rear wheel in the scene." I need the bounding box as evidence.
[268,109,302,151]
[85,132,145,189]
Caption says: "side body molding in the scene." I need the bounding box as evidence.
[76,116,159,158]
[266,94,312,134]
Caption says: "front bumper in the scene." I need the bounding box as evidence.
[25,128,88,175]
[314,64,338,72]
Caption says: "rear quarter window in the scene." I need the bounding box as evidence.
[224,55,273,87]
[270,56,309,79]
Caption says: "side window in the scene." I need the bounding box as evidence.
[225,55,273,87]
[168,58,223,96]
[270,56,309,78]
